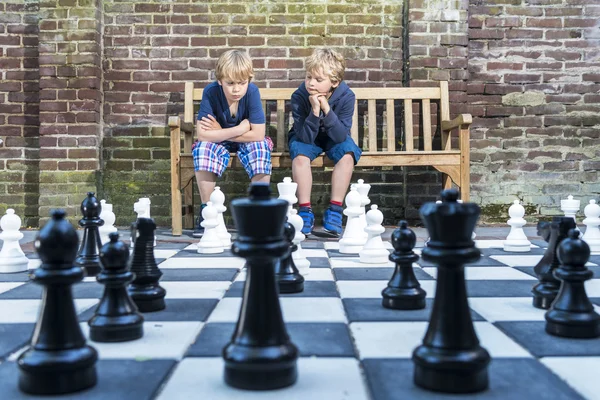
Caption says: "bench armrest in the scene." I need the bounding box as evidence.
[441,114,472,131]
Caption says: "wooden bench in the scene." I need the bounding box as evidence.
[168,81,472,236]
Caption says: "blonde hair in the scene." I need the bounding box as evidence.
[305,48,346,83]
[215,50,254,82]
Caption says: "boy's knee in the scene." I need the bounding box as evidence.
[292,155,311,168]
[337,152,355,166]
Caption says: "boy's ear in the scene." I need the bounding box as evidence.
[331,81,340,89]
[217,80,222,86]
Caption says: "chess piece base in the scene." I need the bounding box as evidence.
[382,287,426,310]
[18,347,97,395]
[129,287,166,312]
[0,256,29,273]
[545,310,600,339]
[338,243,363,254]
[224,354,297,390]
[503,242,531,252]
[359,250,389,264]
[89,315,144,342]
[532,283,559,310]
[74,257,101,277]
[197,245,223,254]
[276,274,304,294]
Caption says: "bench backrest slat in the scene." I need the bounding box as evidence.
[403,99,414,151]
[386,99,395,152]
[276,100,285,152]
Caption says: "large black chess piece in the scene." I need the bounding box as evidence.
[74,192,104,276]
[274,221,305,294]
[382,220,426,310]
[532,216,576,309]
[412,189,490,393]
[89,232,144,342]
[128,218,166,312]
[18,209,98,395]
[545,229,600,338]
[223,183,299,390]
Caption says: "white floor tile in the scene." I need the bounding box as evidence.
[324,242,392,250]
[157,357,369,400]
[475,239,538,249]
[330,258,393,269]
[159,257,245,270]
[541,357,600,400]
[27,259,41,270]
[234,268,334,282]
[337,280,436,299]
[492,255,597,267]
[299,249,328,258]
[468,297,548,322]
[162,281,231,299]
[184,244,197,251]
[0,282,26,294]
[0,299,98,323]
[422,267,536,280]
[153,249,179,259]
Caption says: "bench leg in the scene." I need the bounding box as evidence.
[184,179,194,229]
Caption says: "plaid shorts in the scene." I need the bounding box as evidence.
[192,137,272,179]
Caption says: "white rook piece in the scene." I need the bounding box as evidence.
[503,200,531,252]
[99,200,118,245]
[289,209,310,274]
[359,205,389,264]
[355,179,371,239]
[277,177,298,217]
[210,187,232,249]
[561,195,580,230]
[339,187,367,254]
[197,202,224,254]
[582,199,600,253]
[0,209,29,273]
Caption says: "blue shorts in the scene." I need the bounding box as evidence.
[288,134,362,165]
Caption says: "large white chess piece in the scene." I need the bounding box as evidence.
[210,187,232,249]
[277,177,298,216]
[339,187,367,254]
[99,200,118,245]
[289,209,310,274]
[132,197,156,247]
[0,209,29,273]
[561,195,580,231]
[197,202,224,254]
[503,200,531,252]
[582,199,600,253]
[359,205,389,263]
[355,179,371,239]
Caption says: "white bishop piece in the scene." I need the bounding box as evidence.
[289,209,310,274]
[339,187,367,254]
[0,209,29,273]
[359,205,389,263]
[561,195,580,231]
[582,199,600,253]
[210,187,232,249]
[197,202,223,254]
[503,200,531,252]
[132,197,156,247]
[277,177,298,216]
[355,179,371,239]
[99,200,118,245]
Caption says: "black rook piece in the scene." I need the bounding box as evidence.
[89,232,144,342]
[18,210,98,395]
[382,220,426,310]
[274,221,305,294]
[545,229,600,338]
[74,192,104,276]
[532,217,576,309]
[223,183,299,390]
[412,189,490,394]
[128,218,166,312]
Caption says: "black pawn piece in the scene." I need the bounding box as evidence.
[74,192,104,277]
[412,189,490,394]
[223,183,299,390]
[128,218,166,312]
[532,216,576,309]
[274,221,305,293]
[18,209,98,395]
[545,229,600,338]
[382,220,426,310]
[89,232,144,342]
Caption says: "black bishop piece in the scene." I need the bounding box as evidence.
[545,229,600,338]
[89,232,144,342]
[274,221,305,293]
[18,209,98,395]
[223,183,299,390]
[128,218,166,312]
[532,216,576,309]
[382,220,426,310]
[74,192,104,276]
[412,189,490,393]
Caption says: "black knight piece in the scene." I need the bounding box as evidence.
[412,189,490,394]
[18,210,98,395]
[128,218,166,312]
[89,232,144,342]
[74,192,104,276]
[545,229,600,338]
[223,183,299,390]
[382,220,426,310]
[274,221,305,294]
[532,216,576,309]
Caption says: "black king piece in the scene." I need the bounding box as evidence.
[412,189,490,394]
[222,183,299,390]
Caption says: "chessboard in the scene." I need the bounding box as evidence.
[0,235,599,400]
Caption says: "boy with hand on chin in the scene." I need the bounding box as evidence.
[288,48,362,238]
[192,49,272,237]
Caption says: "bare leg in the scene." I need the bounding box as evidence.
[251,173,270,183]
[292,156,312,204]
[195,170,217,204]
[330,153,354,203]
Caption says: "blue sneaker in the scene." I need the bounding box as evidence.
[298,206,314,235]
[322,205,343,238]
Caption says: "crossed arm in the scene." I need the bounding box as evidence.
[196,115,266,143]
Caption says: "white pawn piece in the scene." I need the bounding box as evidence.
[561,195,580,231]
[277,177,298,216]
[197,202,223,254]
[210,187,232,249]
[359,205,389,263]
[339,187,368,254]
[0,209,29,273]
[289,209,311,275]
[99,200,118,245]
[503,200,531,252]
[355,179,371,239]
[132,197,156,247]
[582,199,600,253]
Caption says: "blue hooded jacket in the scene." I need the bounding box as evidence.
[289,81,355,144]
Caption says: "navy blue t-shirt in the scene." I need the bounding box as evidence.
[197,81,265,128]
